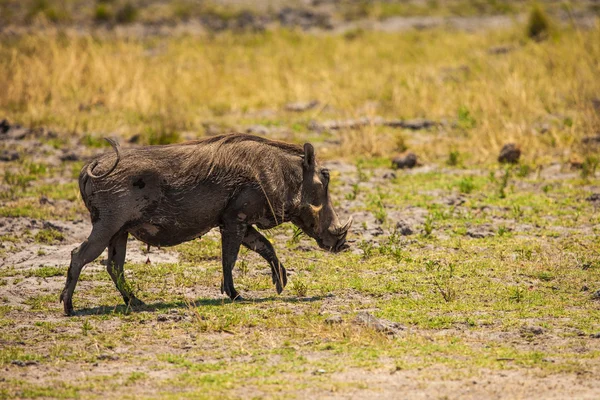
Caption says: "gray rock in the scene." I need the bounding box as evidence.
[391,152,418,169]
[587,194,600,204]
[353,311,405,335]
[466,226,495,238]
[0,150,19,161]
[395,221,413,236]
[325,315,343,324]
[60,152,79,162]
[498,143,521,164]
[522,325,544,335]
[285,100,319,112]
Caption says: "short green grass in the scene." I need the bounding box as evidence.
[1,159,599,397]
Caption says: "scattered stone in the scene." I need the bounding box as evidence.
[395,221,414,236]
[586,193,600,204]
[466,225,495,238]
[60,151,80,162]
[97,354,119,361]
[245,125,270,135]
[391,152,418,169]
[128,134,141,144]
[312,368,327,375]
[285,100,319,112]
[569,156,584,169]
[353,311,405,335]
[582,135,600,145]
[498,143,521,164]
[157,313,184,322]
[382,172,396,179]
[11,360,39,367]
[581,285,589,292]
[278,8,332,30]
[591,289,600,300]
[0,149,19,161]
[384,118,437,130]
[590,333,600,339]
[39,195,55,206]
[0,119,11,133]
[522,325,544,335]
[444,195,466,206]
[488,45,514,55]
[325,315,343,324]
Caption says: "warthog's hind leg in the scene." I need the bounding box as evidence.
[106,230,144,309]
[242,226,287,294]
[60,227,113,316]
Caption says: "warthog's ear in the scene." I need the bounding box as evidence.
[303,143,315,170]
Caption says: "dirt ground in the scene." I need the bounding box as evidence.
[2,126,600,399]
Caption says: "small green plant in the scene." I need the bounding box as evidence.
[116,2,138,24]
[144,127,181,145]
[457,105,476,129]
[497,226,510,237]
[457,176,475,194]
[581,156,599,179]
[526,4,551,40]
[424,260,456,303]
[511,205,523,219]
[509,286,525,303]
[288,225,304,245]
[357,160,369,182]
[345,183,360,200]
[498,168,511,199]
[447,150,460,166]
[516,164,531,178]
[291,278,308,297]
[81,320,92,336]
[423,214,434,237]
[358,240,374,259]
[94,4,113,22]
[34,228,64,244]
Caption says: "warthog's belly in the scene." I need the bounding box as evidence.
[128,222,211,247]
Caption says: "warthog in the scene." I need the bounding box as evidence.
[60,134,352,315]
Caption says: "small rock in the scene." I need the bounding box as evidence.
[522,325,544,335]
[0,119,10,133]
[581,285,589,292]
[384,119,437,130]
[245,125,270,135]
[0,149,19,162]
[582,135,600,145]
[325,315,343,324]
[466,226,494,239]
[285,100,319,112]
[591,289,600,300]
[157,314,169,322]
[60,152,79,162]
[587,194,600,204]
[488,45,514,55]
[498,143,521,164]
[395,221,413,236]
[11,360,40,367]
[97,354,119,361]
[382,172,396,179]
[590,333,600,339]
[353,311,405,335]
[312,368,327,375]
[391,152,418,169]
[39,195,55,206]
[128,134,141,144]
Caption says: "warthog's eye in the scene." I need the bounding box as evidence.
[321,169,330,187]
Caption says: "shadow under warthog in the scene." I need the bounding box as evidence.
[73,295,332,316]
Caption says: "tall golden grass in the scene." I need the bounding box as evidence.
[1,26,599,162]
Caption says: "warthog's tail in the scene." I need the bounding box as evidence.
[87,138,121,179]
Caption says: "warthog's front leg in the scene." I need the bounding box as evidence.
[219,222,247,301]
[242,226,287,294]
[106,231,144,308]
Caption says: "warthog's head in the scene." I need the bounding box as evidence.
[292,143,352,252]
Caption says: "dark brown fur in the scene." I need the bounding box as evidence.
[60,134,351,315]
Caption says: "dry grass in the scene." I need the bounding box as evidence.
[1,25,599,162]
